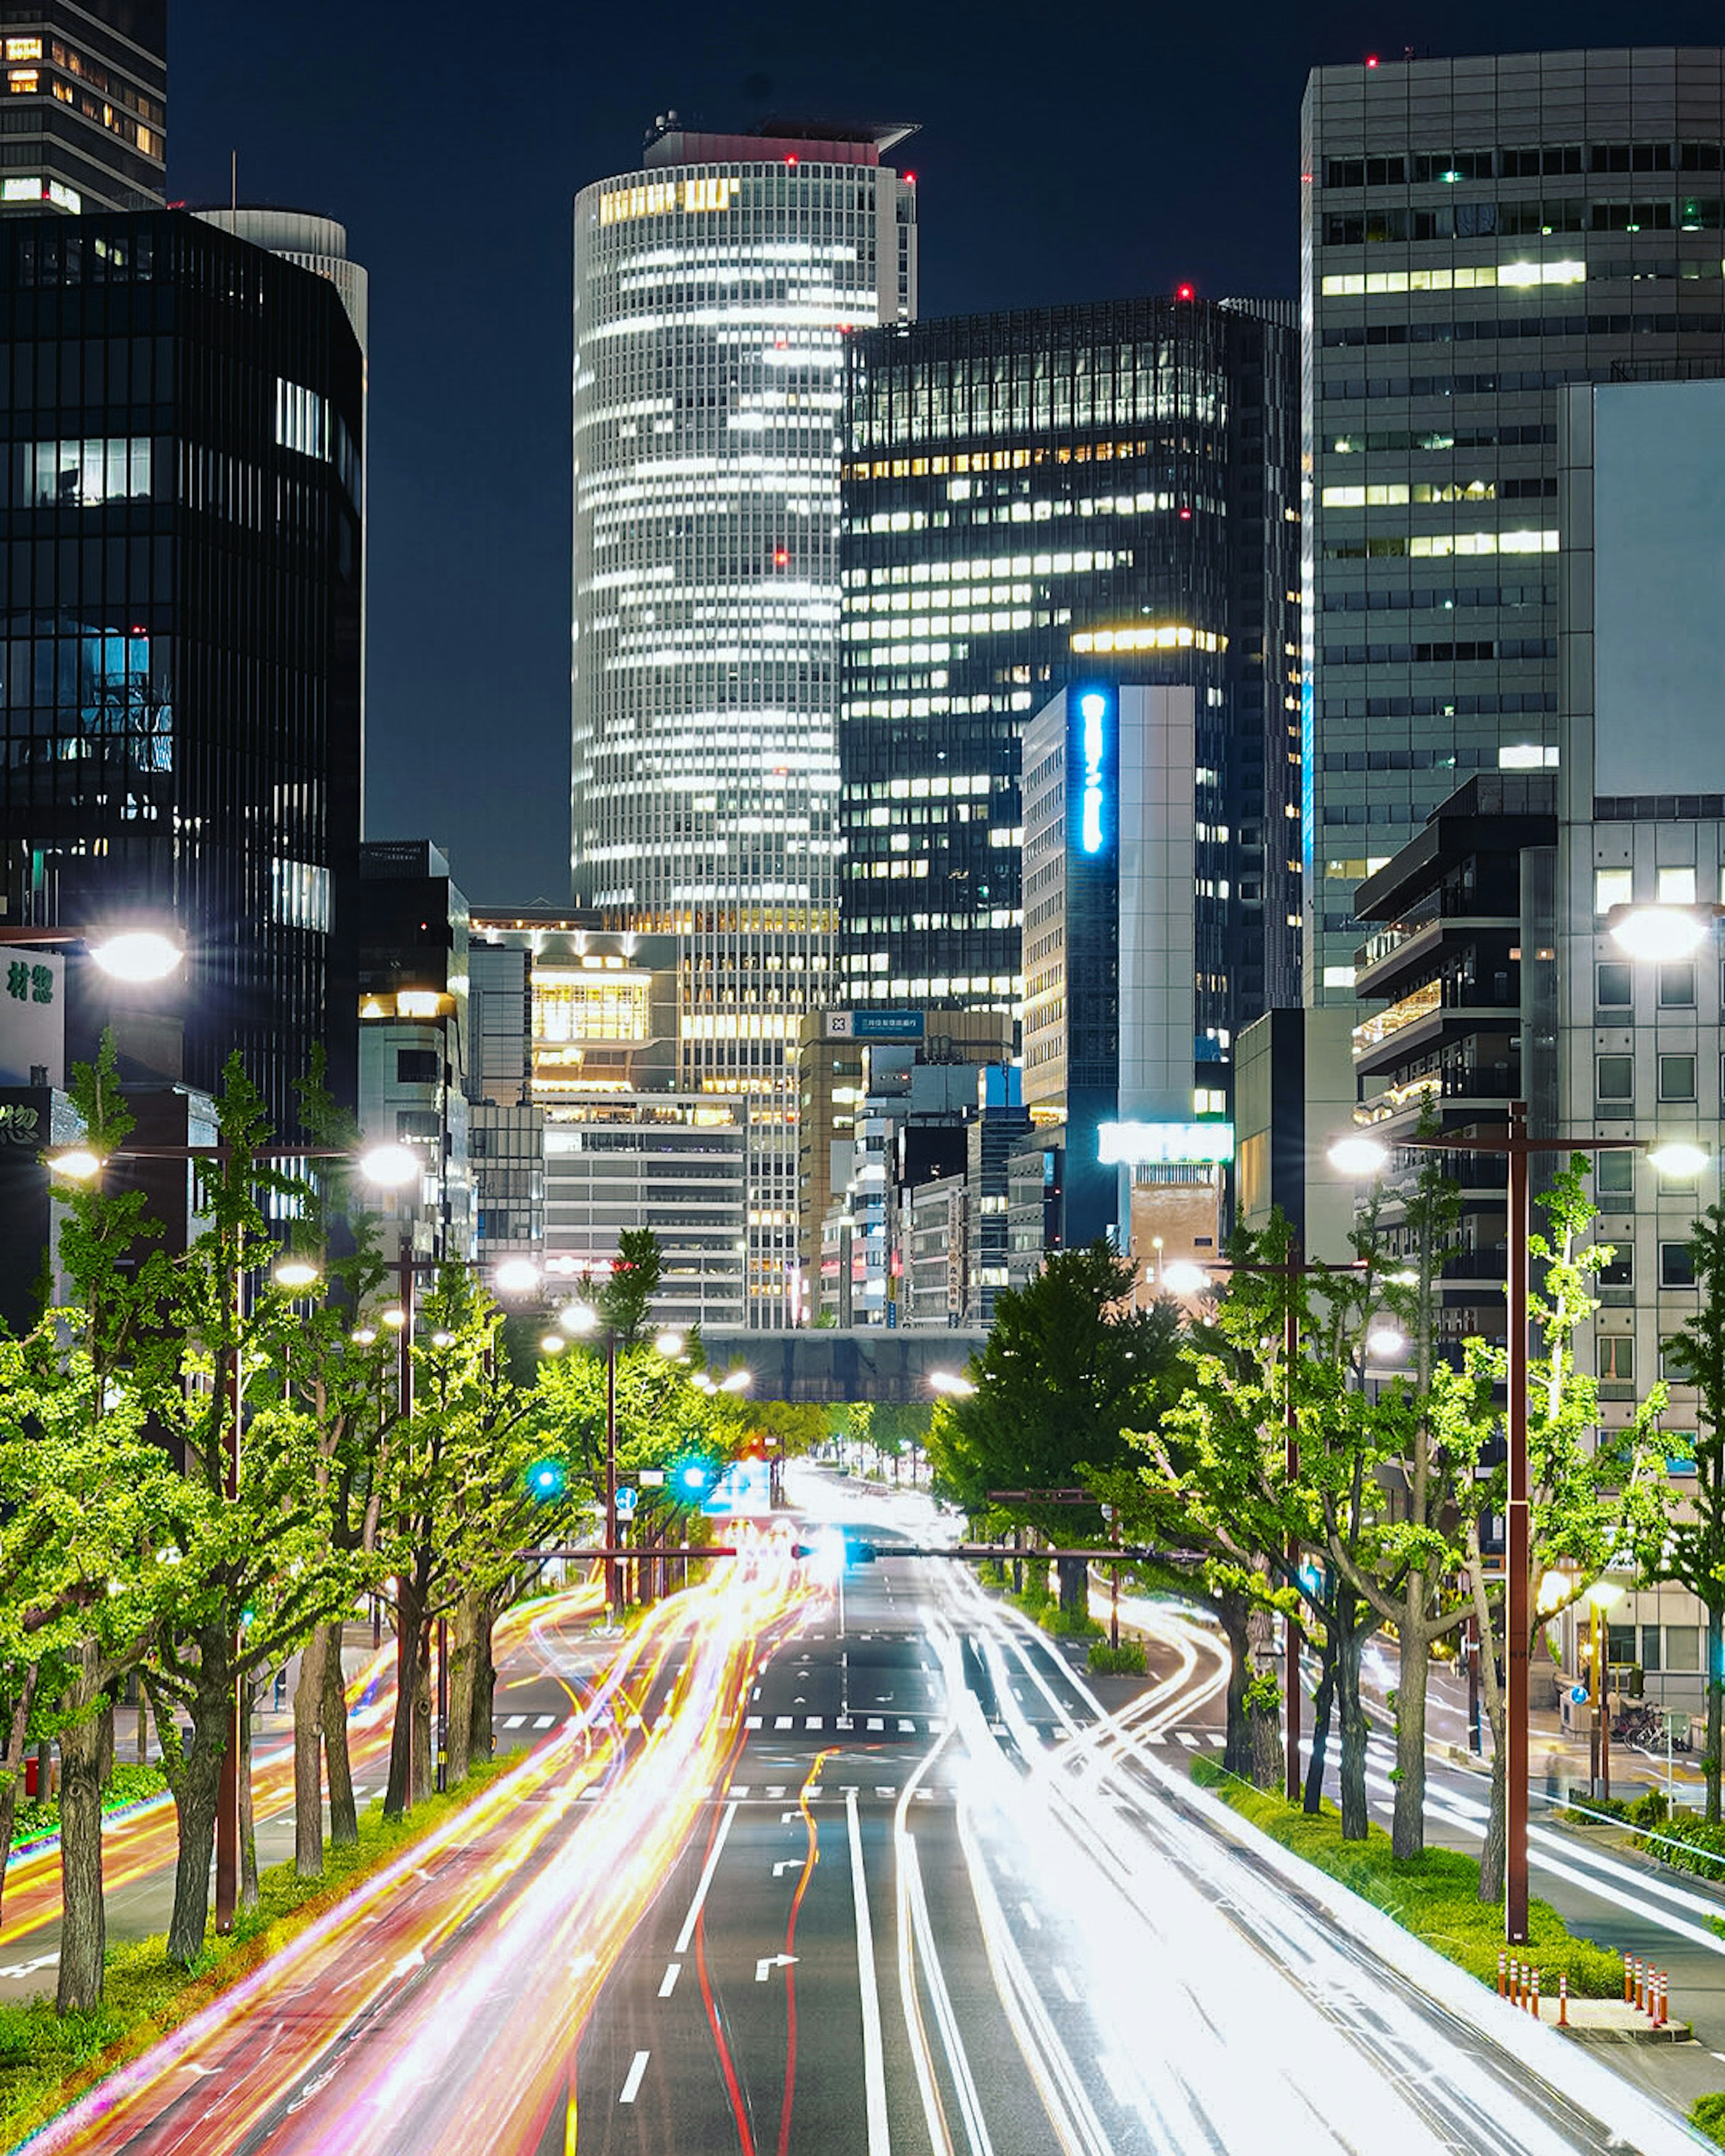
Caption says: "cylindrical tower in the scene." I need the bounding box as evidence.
[572,117,916,1324]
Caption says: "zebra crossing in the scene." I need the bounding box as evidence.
[743,1713,943,1737]
[495,1713,561,1731]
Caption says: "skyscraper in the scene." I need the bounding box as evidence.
[571,116,917,1325]
[1302,46,1725,1002]
[838,298,1301,1029]
[0,210,365,1127]
[0,2,165,216]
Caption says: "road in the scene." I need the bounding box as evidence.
[18,1474,1713,2155]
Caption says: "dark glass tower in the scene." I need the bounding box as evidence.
[0,210,365,1124]
[838,296,1301,1039]
[0,3,166,215]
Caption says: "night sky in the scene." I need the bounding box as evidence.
[169,1,1725,907]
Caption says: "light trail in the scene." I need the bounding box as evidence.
[28,1550,815,2156]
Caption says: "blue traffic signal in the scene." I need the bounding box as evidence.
[528,1458,566,1500]
[679,1462,709,1493]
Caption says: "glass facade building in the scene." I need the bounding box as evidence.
[571,117,917,1325]
[1301,47,1725,1002]
[0,209,365,1126]
[838,297,1300,1030]
[0,2,165,216]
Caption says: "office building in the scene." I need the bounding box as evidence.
[0,209,365,1130]
[194,209,368,351]
[839,296,1300,1020]
[469,915,746,1328]
[572,115,918,1325]
[358,842,471,1261]
[1020,680,1234,1260]
[1301,46,1725,1002]
[0,2,164,217]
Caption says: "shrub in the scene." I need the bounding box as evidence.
[1693,2094,1725,2148]
[1087,1641,1147,1676]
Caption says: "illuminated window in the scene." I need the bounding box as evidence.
[27,436,150,507]
[7,69,38,92]
[3,37,40,59]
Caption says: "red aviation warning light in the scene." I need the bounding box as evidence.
[1176,282,1195,301]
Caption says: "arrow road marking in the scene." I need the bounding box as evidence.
[755,1953,800,1982]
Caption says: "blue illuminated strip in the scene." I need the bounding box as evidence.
[1079,689,1107,854]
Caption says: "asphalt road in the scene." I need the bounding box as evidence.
[16,1476,1717,2155]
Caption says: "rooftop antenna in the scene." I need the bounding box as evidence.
[230,150,236,214]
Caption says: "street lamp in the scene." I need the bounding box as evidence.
[358,1142,420,1190]
[557,1301,687,1624]
[1157,1260,1212,1298]
[1606,903,1715,964]
[1585,1577,1627,1800]
[929,1369,975,1397]
[1328,1107,1668,1945]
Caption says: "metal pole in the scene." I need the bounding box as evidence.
[1467,1610,1482,1753]
[1506,1100,1530,1946]
[1110,1508,1120,1652]
[436,1614,448,1794]
[604,1332,619,1623]
[1590,1599,1602,1793]
[396,1248,416,1807]
[214,1249,242,1935]
[1285,1237,1301,1806]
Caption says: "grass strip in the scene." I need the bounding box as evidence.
[1190,1755,1624,1996]
[0,1756,511,2150]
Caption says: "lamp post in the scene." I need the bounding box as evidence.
[1330,1107,1660,1946]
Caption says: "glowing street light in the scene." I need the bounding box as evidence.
[272,1257,321,1291]
[47,1147,105,1181]
[1328,1133,1391,1179]
[493,1256,542,1295]
[1366,1324,1406,1361]
[86,928,185,983]
[929,1369,975,1397]
[1158,1260,1212,1297]
[655,1329,686,1358]
[359,1142,420,1189]
[540,1333,566,1356]
[1607,904,1711,963]
[1648,1140,1709,1180]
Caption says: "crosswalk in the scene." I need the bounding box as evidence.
[744,1714,942,1737]
[496,1713,561,1731]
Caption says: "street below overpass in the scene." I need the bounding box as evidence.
[19,1468,1710,2156]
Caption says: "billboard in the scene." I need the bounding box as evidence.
[824,1009,924,1043]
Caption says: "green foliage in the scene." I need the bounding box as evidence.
[927,1242,1184,1542]
[593,1227,664,1344]
[0,1758,510,2142]
[1087,1640,1147,1675]
[1038,1603,1103,1639]
[1193,1764,1624,1996]
[1626,1811,1725,1882]
[1691,2095,1725,2148]
[12,1764,167,1847]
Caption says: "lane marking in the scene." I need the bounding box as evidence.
[619,2050,650,2105]
[534,1714,556,1730]
[1019,1900,1042,1931]
[673,1800,738,1955]
[658,1962,680,1999]
[806,1716,823,1730]
[846,1789,891,2156]
[775,1716,793,1730]
[1052,1965,1079,2004]
[745,1716,762,1731]
[502,1714,526,1729]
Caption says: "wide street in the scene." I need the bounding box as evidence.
[14,1466,1715,2156]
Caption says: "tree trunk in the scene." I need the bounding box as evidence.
[383,1588,423,1818]
[136,1686,148,1765]
[55,1652,109,2015]
[1246,1586,1285,1793]
[293,1626,328,1878]
[1055,1555,1087,1621]
[1337,1611,1369,1842]
[165,1636,233,1967]
[411,1621,434,1805]
[238,1684,259,1912]
[1392,1613,1431,1859]
[470,1602,497,1765]
[322,1619,358,1847]
[1708,1601,1723,1827]
[447,1595,478,1788]
[1303,1633,1337,1815]
[1220,1590,1252,1780]
[0,1667,37,1931]
[1478,1742,1508,1905]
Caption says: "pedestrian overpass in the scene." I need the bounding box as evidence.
[696,1329,987,1405]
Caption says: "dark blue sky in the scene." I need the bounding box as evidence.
[170,1,1725,906]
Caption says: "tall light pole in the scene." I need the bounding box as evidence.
[1332,1109,1654,1946]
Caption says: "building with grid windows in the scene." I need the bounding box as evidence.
[838,297,1300,1026]
[0,2,164,217]
[1302,47,1725,1003]
[0,209,364,1129]
[572,115,918,1326]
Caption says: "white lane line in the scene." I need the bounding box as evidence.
[867,1717,885,1732]
[1019,1900,1042,1931]
[745,1716,762,1731]
[673,1800,738,1955]
[533,1714,556,1730]
[1052,1965,1079,2004]
[728,1785,751,1798]
[806,1716,823,1730]
[1206,1732,1225,1747]
[836,1716,854,1732]
[898,1719,916,1734]
[619,2050,650,2105]
[658,1962,680,1998]
[502,1714,526,1729]
[846,1789,891,2156]
[775,1716,793,1730]
[1176,1732,1199,1749]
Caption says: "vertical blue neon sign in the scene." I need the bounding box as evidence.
[1078,689,1108,854]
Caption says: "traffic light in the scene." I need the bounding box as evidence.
[527,1458,566,1501]
[679,1462,708,1494]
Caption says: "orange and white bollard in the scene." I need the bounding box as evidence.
[1499,1949,1508,1998]
[1511,1957,1522,2006]
[1623,1952,1634,2003]
[1633,1957,1645,2012]
[1658,1971,1668,2028]
[1531,1968,1541,2020]
[1559,1972,1569,2028]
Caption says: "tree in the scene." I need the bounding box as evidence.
[928,1243,1184,1616]
[1653,1203,1725,1822]
[1455,1166,1670,1897]
[594,1228,664,1345]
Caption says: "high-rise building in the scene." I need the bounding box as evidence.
[839,297,1300,1023]
[1301,46,1725,1003]
[0,210,365,1128]
[571,115,918,1325]
[0,2,165,216]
